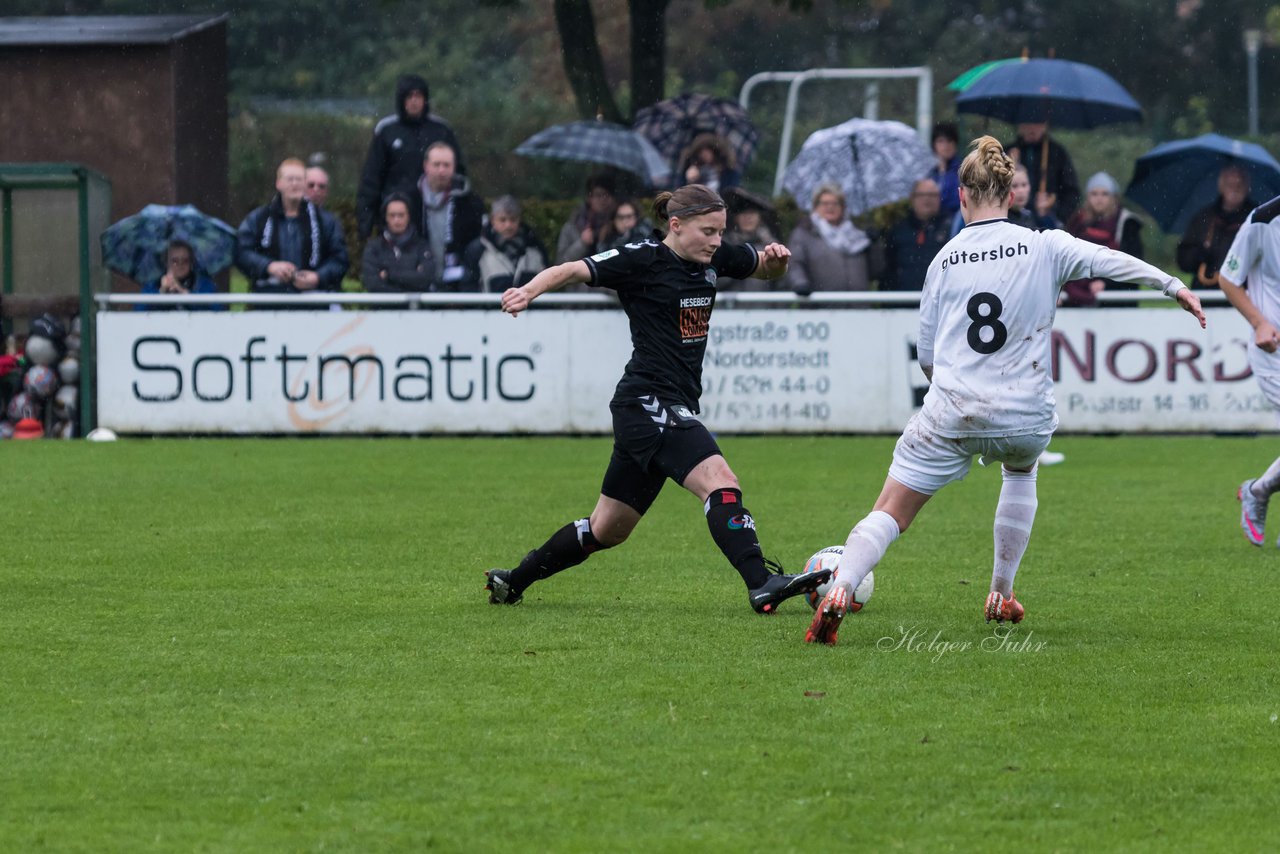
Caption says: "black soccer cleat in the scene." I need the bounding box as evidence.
[748,558,832,615]
[484,569,523,605]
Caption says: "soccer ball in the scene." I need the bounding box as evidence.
[800,545,874,611]
[24,364,59,399]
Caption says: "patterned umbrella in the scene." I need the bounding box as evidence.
[101,204,236,284]
[632,93,760,179]
[515,120,670,186]
[782,118,935,214]
[955,58,1142,129]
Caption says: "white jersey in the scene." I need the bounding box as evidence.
[1221,196,1280,377]
[917,218,1184,437]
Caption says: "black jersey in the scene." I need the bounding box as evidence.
[583,236,758,411]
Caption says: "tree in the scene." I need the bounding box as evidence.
[552,0,669,122]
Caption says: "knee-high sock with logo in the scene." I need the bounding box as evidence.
[1252,456,1280,498]
[835,510,900,591]
[704,487,769,589]
[507,518,608,594]
[991,467,1038,597]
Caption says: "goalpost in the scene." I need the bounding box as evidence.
[738,67,935,197]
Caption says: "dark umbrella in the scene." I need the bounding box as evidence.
[515,120,670,186]
[782,118,934,214]
[101,204,236,284]
[1126,133,1280,234]
[955,58,1142,129]
[632,93,760,179]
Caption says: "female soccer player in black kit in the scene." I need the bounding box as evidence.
[485,184,831,613]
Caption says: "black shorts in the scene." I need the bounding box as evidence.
[600,395,722,515]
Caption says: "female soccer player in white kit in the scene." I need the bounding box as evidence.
[1217,194,1280,546]
[805,137,1207,645]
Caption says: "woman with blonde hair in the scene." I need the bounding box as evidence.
[486,184,832,615]
[805,136,1207,645]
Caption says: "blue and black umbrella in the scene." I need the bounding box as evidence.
[632,93,760,180]
[515,120,670,187]
[101,204,236,284]
[1126,134,1280,234]
[955,58,1142,129]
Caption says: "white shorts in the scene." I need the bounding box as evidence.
[887,413,1053,495]
[1255,372,1280,426]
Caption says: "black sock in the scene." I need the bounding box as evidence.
[704,487,769,589]
[507,518,607,593]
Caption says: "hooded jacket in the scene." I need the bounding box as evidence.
[356,74,465,238]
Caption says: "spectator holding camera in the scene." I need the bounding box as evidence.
[138,239,220,311]
[679,134,741,195]
[236,158,349,294]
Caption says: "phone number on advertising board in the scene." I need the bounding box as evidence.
[705,374,833,395]
[703,401,832,422]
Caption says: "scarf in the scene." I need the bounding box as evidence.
[811,212,869,256]
[381,225,422,258]
[257,194,321,269]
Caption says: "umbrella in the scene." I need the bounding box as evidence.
[515,120,670,186]
[1126,134,1280,234]
[946,58,1021,92]
[955,58,1142,129]
[782,118,935,214]
[632,92,760,179]
[101,204,236,284]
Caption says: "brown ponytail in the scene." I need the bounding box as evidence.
[653,183,725,228]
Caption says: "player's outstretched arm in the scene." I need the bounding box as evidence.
[1219,273,1277,350]
[751,243,791,280]
[1174,288,1207,330]
[501,260,591,317]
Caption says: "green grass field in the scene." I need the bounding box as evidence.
[2,435,1278,851]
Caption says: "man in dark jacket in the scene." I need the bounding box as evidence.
[355,74,465,239]
[880,178,950,291]
[1006,122,1081,224]
[1177,164,1256,287]
[236,158,349,294]
[408,142,484,290]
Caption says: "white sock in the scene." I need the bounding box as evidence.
[836,510,900,591]
[991,467,1038,597]
[1252,456,1280,498]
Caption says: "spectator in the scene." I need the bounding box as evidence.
[236,158,349,295]
[927,122,962,217]
[304,166,330,208]
[1008,163,1061,231]
[138,239,220,311]
[462,195,548,293]
[1006,121,1081,223]
[718,194,778,292]
[408,141,484,290]
[356,74,464,239]
[679,134,741,194]
[556,175,616,264]
[361,193,434,293]
[786,184,871,295]
[1061,171,1144,307]
[594,199,652,252]
[880,178,950,292]
[1177,164,1256,287]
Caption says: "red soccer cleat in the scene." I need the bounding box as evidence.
[984,591,1025,624]
[804,582,859,645]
